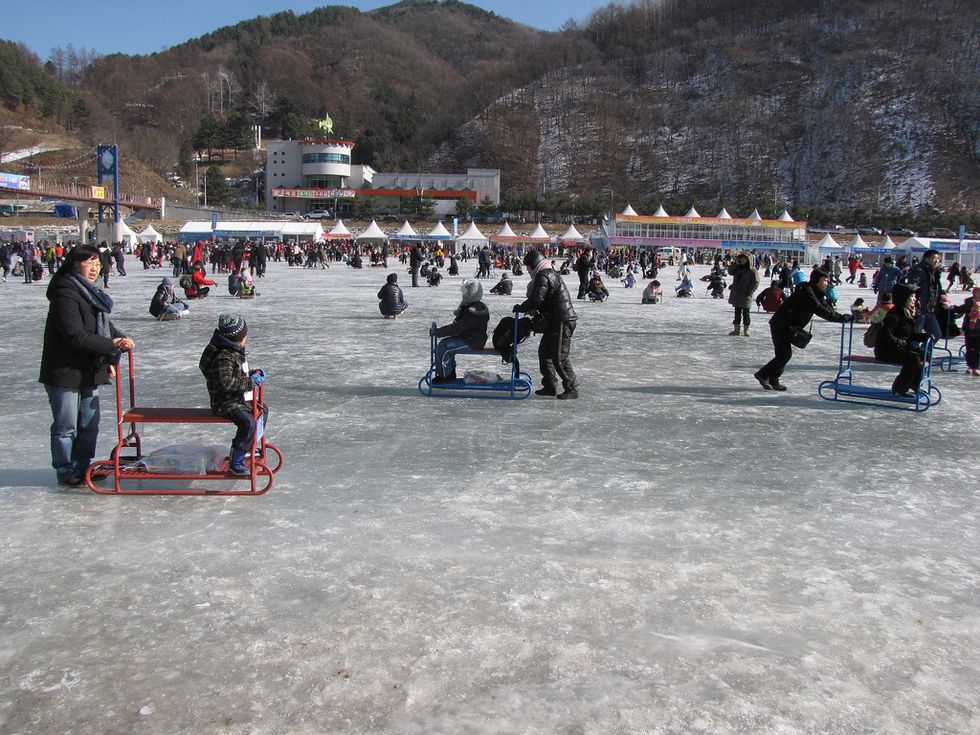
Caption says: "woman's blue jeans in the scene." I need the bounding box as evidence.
[45,384,100,481]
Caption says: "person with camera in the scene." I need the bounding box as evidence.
[753,268,851,392]
[513,249,579,399]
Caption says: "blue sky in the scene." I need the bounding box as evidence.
[5,1,609,59]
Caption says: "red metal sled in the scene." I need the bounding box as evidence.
[85,351,283,495]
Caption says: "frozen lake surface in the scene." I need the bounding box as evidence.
[1,258,977,734]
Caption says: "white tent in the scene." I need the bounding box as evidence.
[816,233,843,250]
[879,235,897,250]
[116,220,138,250]
[778,210,795,222]
[749,209,762,221]
[496,222,517,238]
[281,222,324,242]
[716,208,732,219]
[137,224,161,243]
[527,223,551,242]
[685,206,701,218]
[652,205,669,217]
[848,234,870,250]
[621,204,638,216]
[559,224,585,242]
[393,221,419,238]
[457,221,488,243]
[178,221,213,242]
[355,219,388,241]
[425,222,452,241]
[325,219,352,240]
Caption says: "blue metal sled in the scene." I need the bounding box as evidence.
[818,321,941,412]
[418,319,533,399]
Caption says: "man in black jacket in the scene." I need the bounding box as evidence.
[410,243,424,287]
[514,249,579,399]
[754,268,851,391]
[575,247,592,300]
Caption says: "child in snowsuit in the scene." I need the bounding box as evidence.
[199,314,268,475]
[427,267,442,287]
[430,279,490,384]
[641,280,662,304]
[490,272,513,295]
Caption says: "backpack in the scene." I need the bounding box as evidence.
[178,274,194,289]
[491,316,534,365]
[863,321,881,349]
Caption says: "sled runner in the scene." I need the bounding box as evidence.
[818,321,941,412]
[418,318,533,399]
[85,351,283,495]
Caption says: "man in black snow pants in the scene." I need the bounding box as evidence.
[514,249,579,399]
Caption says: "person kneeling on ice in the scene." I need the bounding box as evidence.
[427,266,442,287]
[183,261,215,299]
[586,272,609,301]
[641,279,662,304]
[378,273,407,318]
[229,266,257,297]
[199,314,269,476]
[149,276,189,320]
[490,271,513,295]
[430,279,489,384]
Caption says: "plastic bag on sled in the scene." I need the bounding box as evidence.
[464,369,504,385]
[137,444,226,474]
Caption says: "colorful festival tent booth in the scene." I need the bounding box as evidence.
[559,224,586,245]
[423,221,453,242]
[354,219,389,242]
[324,219,352,241]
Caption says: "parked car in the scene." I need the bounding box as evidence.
[857,226,882,236]
[885,228,915,237]
[923,228,956,238]
[302,209,332,220]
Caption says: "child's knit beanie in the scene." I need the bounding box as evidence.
[218,313,247,341]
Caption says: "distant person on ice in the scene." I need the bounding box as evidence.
[199,314,268,476]
[727,252,759,335]
[489,271,513,295]
[513,249,579,399]
[641,279,662,304]
[429,279,490,384]
[378,273,407,318]
[753,268,851,392]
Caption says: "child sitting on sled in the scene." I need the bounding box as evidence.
[199,314,268,476]
[430,279,490,384]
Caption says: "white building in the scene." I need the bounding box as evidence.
[264,138,499,217]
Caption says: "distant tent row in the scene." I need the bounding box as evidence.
[619,204,795,222]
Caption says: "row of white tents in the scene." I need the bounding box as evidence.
[173,218,590,246]
[618,203,797,222]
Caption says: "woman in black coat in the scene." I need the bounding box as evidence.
[874,283,929,397]
[378,273,407,317]
[39,245,135,486]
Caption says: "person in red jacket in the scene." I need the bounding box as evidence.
[184,261,215,299]
[755,280,784,313]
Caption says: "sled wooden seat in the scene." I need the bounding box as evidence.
[122,407,229,423]
[843,354,883,364]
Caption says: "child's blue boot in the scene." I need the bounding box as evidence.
[229,448,249,476]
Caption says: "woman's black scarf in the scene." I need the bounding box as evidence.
[68,273,113,338]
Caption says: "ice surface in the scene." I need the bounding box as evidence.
[0,258,977,733]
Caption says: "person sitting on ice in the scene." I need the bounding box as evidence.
[429,279,490,384]
[858,272,868,289]
[675,274,695,297]
[490,271,513,295]
[621,270,636,289]
[229,266,257,298]
[586,272,610,302]
[641,279,662,304]
[148,276,189,321]
[755,280,784,313]
[427,266,442,287]
[705,270,727,299]
[183,261,215,299]
[378,273,407,318]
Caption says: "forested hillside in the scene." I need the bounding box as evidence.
[1,0,977,225]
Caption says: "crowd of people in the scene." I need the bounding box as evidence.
[18,231,978,488]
